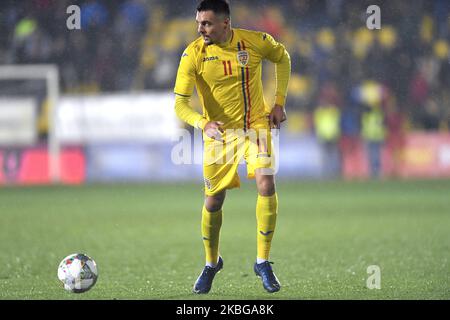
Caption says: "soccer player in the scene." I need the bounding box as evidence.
[174,0,290,294]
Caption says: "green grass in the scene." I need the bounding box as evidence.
[0,179,449,299]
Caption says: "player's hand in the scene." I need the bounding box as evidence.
[204,121,224,142]
[269,104,287,129]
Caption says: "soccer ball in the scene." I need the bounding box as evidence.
[57,253,98,293]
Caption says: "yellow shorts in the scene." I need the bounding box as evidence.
[203,120,276,196]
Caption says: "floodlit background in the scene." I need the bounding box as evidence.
[0,0,449,183]
[0,0,449,299]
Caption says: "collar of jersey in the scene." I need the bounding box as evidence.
[213,29,235,48]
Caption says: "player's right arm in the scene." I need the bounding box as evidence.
[174,47,209,130]
[174,46,224,140]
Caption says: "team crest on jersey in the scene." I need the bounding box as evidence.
[237,50,249,67]
[204,178,212,190]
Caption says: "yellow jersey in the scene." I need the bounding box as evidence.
[174,28,291,131]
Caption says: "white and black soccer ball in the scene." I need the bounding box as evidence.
[57,253,98,293]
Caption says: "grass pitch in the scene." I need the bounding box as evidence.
[0,179,449,299]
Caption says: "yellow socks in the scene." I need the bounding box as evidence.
[201,193,277,266]
[256,193,278,261]
[201,206,223,266]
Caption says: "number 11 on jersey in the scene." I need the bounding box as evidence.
[223,60,232,76]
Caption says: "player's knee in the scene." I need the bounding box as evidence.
[257,176,276,196]
[205,199,224,212]
[205,192,226,212]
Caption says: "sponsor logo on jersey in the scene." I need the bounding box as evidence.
[260,230,274,236]
[202,56,219,62]
[237,50,249,67]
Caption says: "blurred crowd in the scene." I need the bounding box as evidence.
[0,0,449,136]
[0,0,154,92]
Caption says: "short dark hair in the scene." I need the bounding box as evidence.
[197,0,230,17]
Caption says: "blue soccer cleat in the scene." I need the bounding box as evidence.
[254,261,281,293]
[193,256,223,294]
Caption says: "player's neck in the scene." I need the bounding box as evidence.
[216,28,233,47]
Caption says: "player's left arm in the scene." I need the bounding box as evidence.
[259,33,291,128]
